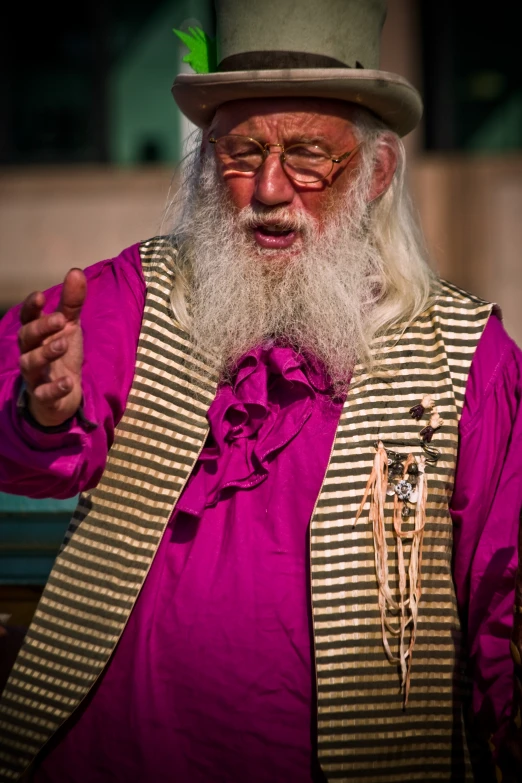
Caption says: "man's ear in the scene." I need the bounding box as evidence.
[368,135,398,203]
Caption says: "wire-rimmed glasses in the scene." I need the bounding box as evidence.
[208,134,362,184]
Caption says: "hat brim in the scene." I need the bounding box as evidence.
[172,68,423,137]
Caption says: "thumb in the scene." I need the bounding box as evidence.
[58,268,87,323]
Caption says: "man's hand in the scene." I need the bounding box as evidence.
[18,268,86,427]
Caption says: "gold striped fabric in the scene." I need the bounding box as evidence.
[0,238,219,781]
[0,237,492,782]
[311,279,493,781]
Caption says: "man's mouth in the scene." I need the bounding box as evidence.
[252,223,299,250]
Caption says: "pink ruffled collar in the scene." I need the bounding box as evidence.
[175,344,337,516]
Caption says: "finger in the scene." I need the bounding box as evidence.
[18,312,66,354]
[59,268,87,323]
[19,338,68,386]
[31,376,73,404]
[20,291,45,326]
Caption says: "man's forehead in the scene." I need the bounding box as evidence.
[210,97,362,137]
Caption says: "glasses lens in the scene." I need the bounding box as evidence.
[284,144,332,183]
[214,136,264,172]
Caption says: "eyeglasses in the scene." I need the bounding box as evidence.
[208,134,362,184]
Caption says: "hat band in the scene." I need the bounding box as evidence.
[217,51,364,71]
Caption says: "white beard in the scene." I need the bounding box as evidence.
[173,154,383,392]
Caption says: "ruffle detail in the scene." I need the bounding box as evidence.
[175,345,333,517]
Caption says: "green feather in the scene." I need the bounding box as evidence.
[173,26,216,74]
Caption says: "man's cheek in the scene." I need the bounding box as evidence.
[221,177,254,210]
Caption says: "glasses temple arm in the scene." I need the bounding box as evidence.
[332,142,363,164]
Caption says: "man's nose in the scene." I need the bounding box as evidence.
[254,147,295,206]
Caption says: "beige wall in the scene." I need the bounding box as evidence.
[0,167,173,309]
[410,155,522,345]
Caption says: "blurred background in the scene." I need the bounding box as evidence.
[1,0,521,650]
[1,0,522,331]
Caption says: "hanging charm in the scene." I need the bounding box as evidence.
[409,395,435,420]
[395,479,413,501]
[420,411,443,443]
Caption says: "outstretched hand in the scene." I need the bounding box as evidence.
[18,269,86,427]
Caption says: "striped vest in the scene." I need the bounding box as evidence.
[0,237,494,782]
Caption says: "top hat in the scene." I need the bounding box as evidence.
[172,0,422,137]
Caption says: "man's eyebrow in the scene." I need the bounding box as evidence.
[281,134,339,152]
[285,134,330,145]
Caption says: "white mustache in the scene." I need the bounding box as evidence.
[237,206,316,235]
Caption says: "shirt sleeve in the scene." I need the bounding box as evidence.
[450,313,522,746]
[0,243,146,499]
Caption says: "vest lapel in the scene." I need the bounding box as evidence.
[311,290,493,780]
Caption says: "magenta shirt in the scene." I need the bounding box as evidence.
[0,244,521,779]
[33,345,343,783]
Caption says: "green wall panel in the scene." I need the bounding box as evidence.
[0,493,77,585]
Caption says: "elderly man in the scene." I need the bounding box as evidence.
[0,1,521,782]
